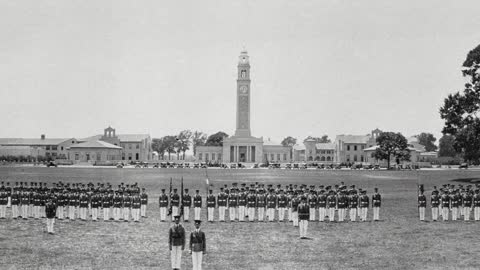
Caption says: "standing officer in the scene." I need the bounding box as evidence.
[327,191,336,222]
[123,192,132,222]
[11,190,20,219]
[206,189,216,222]
[169,215,185,270]
[182,189,192,222]
[228,189,238,222]
[159,189,169,222]
[171,189,180,220]
[113,191,122,221]
[257,189,266,222]
[277,189,287,222]
[441,190,450,221]
[45,198,57,234]
[193,190,202,221]
[140,188,148,218]
[247,189,257,222]
[238,188,247,222]
[473,189,480,221]
[372,188,381,221]
[0,189,6,218]
[298,196,310,239]
[418,190,426,221]
[91,193,100,221]
[217,188,227,222]
[463,189,473,221]
[317,190,327,222]
[56,190,65,220]
[451,190,459,221]
[189,220,206,270]
[102,191,112,221]
[132,193,141,222]
[307,190,317,222]
[337,191,347,222]
[349,190,358,222]
[431,190,440,221]
[291,192,300,227]
[266,189,277,222]
[359,190,369,222]
[79,191,89,221]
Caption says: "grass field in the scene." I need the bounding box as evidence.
[1,167,480,270]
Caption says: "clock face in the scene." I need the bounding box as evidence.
[240,86,248,94]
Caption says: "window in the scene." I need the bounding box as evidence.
[199,153,203,160]
[218,154,222,161]
[136,153,139,160]
[129,144,132,149]
[354,145,357,151]
[283,153,287,161]
[354,155,358,162]
[241,70,246,78]
[128,153,132,160]
[60,146,64,151]
[122,153,125,160]
[347,145,350,151]
[271,154,274,161]
[346,155,350,162]
[321,150,325,154]
[46,146,51,150]
[75,153,79,160]
[212,153,216,161]
[97,153,101,161]
[327,156,331,161]
[321,156,326,161]
[361,145,365,150]
[136,144,139,149]
[361,155,364,162]
[52,146,58,151]
[72,141,75,144]
[205,153,209,161]
[277,154,280,161]
[264,154,268,161]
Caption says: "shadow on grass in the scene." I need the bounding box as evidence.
[451,178,480,183]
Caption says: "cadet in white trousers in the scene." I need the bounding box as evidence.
[169,215,185,270]
[189,220,206,270]
[418,191,426,221]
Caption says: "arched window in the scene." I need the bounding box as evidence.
[327,156,331,161]
[241,70,246,78]
[315,156,320,161]
[321,156,326,161]
[308,156,313,161]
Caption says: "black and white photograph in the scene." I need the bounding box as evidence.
[1,1,480,269]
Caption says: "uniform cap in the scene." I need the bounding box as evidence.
[195,190,199,192]
[194,220,201,224]
[174,215,180,219]
[184,189,189,192]
[161,189,165,192]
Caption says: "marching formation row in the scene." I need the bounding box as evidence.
[418,184,480,221]
[159,182,382,224]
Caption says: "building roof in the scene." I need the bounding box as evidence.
[263,138,283,146]
[336,135,370,144]
[364,145,424,153]
[68,140,122,150]
[80,134,149,142]
[315,143,335,150]
[293,144,306,151]
[0,138,73,146]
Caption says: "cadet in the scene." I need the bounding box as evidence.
[307,190,317,221]
[11,190,20,219]
[372,188,381,221]
[287,190,293,222]
[102,191,112,221]
[217,188,227,222]
[132,193,141,222]
[33,190,41,219]
[193,190,202,221]
[183,189,192,222]
[451,190,459,221]
[418,190,426,221]
[159,189,169,222]
[171,189,180,220]
[140,188,148,218]
[277,189,287,222]
[337,191,347,222]
[91,193,100,221]
[463,190,473,221]
[291,193,300,227]
[56,190,65,220]
[298,196,310,239]
[123,192,132,221]
[473,189,480,221]
[257,189,266,222]
[266,189,277,222]
[79,191,89,220]
[228,189,238,221]
[206,189,216,222]
[359,190,369,222]
[441,190,450,221]
[327,191,336,222]
[6,182,12,208]
[113,191,123,221]
[349,190,358,222]
[317,190,327,222]
[238,188,247,222]
[0,189,6,218]
[189,220,206,270]
[431,190,440,221]
[45,198,57,234]
[169,215,185,270]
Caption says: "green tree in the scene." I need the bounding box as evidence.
[281,136,297,160]
[416,133,438,152]
[176,130,192,160]
[205,131,228,146]
[373,132,410,168]
[152,138,168,160]
[192,131,207,156]
[440,44,480,162]
[305,135,331,143]
[162,136,177,160]
[438,135,457,157]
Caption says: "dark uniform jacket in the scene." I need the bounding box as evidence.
[360,195,369,208]
[277,194,287,208]
[159,193,168,208]
[298,202,310,220]
[189,230,206,252]
[228,193,238,207]
[207,194,216,208]
[45,202,57,218]
[140,193,148,205]
[372,193,381,207]
[193,194,202,208]
[171,193,180,207]
[431,195,440,207]
[418,195,427,207]
[267,194,276,208]
[183,194,192,208]
[169,224,185,249]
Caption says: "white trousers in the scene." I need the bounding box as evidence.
[373,207,380,221]
[21,205,28,218]
[194,207,201,220]
[172,206,179,220]
[141,205,147,217]
[192,251,203,270]
[92,208,98,221]
[0,205,5,218]
[29,205,34,217]
[230,207,236,221]
[248,207,255,222]
[349,208,357,221]
[319,208,326,221]
[299,220,308,238]
[132,208,140,221]
[170,245,182,269]
[46,218,55,233]
[292,212,298,227]
[329,208,335,221]
[238,206,245,221]
[361,208,368,221]
[288,208,292,221]
[7,197,11,207]
[309,208,316,221]
[114,207,121,221]
[267,208,275,221]
[184,207,190,221]
[103,208,110,221]
[69,206,76,220]
[123,208,130,221]
[431,207,438,221]
[474,207,480,221]
[338,209,345,222]
[258,208,265,221]
[419,207,425,221]
[442,208,449,221]
[207,208,214,221]
[219,206,226,221]
[12,205,19,218]
[159,207,167,221]
[40,206,45,218]
[278,207,285,221]
[464,207,471,221]
[57,206,64,219]
[34,206,40,219]
[452,208,458,221]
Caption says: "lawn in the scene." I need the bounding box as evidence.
[0,167,479,270]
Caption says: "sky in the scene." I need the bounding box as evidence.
[1,0,479,144]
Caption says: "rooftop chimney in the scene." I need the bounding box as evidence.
[41,134,45,140]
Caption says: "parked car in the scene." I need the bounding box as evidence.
[184,163,191,168]
[459,163,469,169]
[152,163,160,168]
[116,162,124,168]
[201,163,208,169]
[46,161,57,167]
[193,163,200,169]
[230,163,237,169]
[285,163,292,169]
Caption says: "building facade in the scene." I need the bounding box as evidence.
[67,140,123,163]
[196,51,291,164]
[0,135,78,159]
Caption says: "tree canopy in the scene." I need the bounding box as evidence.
[372,132,410,168]
[438,135,457,157]
[416,133,437,152]
[205,131,228,146]
[191,131,207,156]
[440,44,480,161]
[304,135,331,143]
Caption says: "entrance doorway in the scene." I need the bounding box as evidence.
[239,146,247,162]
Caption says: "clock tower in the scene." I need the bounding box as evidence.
[235,50,251,137]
